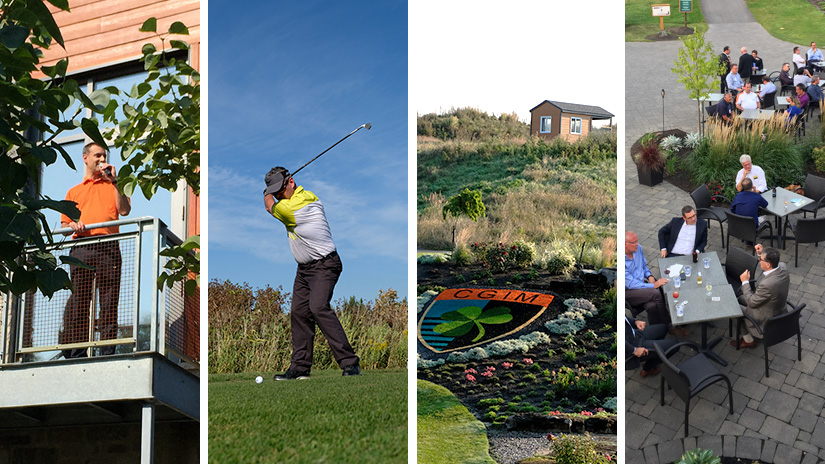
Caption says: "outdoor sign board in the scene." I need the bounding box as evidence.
[418,288,554,353]
[652,4,671,16]
[679,0,692,13]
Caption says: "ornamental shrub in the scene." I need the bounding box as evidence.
[546,318,586,334]
[446,347,489,362]
[813,146,825,173]
[602,397,617,412]
[549,433,611,464]
[416,354,445,369]
[510,241,536,267]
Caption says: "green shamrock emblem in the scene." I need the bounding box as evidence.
[433,306,513,342]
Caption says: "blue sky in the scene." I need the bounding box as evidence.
[207,1,408,302]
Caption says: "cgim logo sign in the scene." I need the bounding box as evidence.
[418,288,554,353]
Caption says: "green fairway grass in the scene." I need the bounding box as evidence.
[626,0,708,42]
[417,380,496,464]
[744,0,825,45]
[209,369,407,463]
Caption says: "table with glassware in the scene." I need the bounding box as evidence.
[659,251,742,366]
[760,188,812,249]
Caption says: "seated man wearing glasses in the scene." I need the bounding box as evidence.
[732,244,789,349]
[658,206,708,259]
[625,231,688,337]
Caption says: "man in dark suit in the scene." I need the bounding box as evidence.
[739,46,755,80]
[658,205,708,258]
[626,316,679,378]
[732,245,790,348]
[719,46,732,93]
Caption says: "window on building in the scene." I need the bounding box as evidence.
[540,116,552,133]
[570,117,582,135]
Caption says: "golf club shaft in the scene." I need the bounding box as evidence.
[291,123,371,176]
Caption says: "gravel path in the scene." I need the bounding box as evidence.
[488,431,551,464]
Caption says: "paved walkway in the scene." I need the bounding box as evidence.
[625,1,825,463]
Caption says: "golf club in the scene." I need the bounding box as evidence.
[291,123,371,176]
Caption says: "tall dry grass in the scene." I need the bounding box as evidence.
[208,280,407,374]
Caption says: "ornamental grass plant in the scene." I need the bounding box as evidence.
[688,114,806,199]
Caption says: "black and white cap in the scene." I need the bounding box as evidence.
[264,167,290,195]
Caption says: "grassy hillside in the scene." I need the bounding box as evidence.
[417,109,617,268]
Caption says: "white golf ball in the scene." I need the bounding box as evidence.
[255,376,263,384]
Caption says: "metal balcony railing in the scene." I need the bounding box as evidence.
[0,217,198,369]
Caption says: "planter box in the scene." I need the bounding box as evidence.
[637,164,663,187]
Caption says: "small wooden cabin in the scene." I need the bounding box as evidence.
[529,100,614,141]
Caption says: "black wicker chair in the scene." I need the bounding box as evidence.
[734,301,805,377]
[654,341,733,437]
[794,174,825,218]
[691,184,730,248]
[783,216,825,266]
[761,91,776,109]
[725,211,773,255]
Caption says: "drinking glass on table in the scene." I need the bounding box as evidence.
[706,284,712,297]
[703,257,710,269]
[684,265,692,277]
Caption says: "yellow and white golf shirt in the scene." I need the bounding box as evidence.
[270,186,336,264]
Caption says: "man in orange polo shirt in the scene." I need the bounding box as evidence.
[59,142,131,358]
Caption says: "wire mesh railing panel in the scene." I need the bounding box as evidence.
[164,268,199,363]
[19,235,137,359]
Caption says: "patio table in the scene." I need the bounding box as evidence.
[761,188,812,248]
[740,109,774,120]
[696,93,726,107]
[775,96,792,108]
[659,252,741,366]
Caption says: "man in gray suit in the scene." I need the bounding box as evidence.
[731,244,790,348]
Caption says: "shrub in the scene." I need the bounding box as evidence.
[417,354,445,369]
[450,243,474,266]
[546,318,586,334]
[542,248,576,276]
[483,411,497,422]
[548,433,611,464]
[563,351,577,363]
[418,253,446,264]
[510,241,536,267]
[602,397,617,412]
[447,347,489,363]
[683,132,702,149]
[813,146,825,173]
[659,134,682,155]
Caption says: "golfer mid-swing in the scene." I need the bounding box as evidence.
[263,166,361,379]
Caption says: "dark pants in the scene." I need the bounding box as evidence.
[61,241,122,358]
[626,287,671,326]
[290,251,359,371]
[637,324,679,371]
[720,75,727,93]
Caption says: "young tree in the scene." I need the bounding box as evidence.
[442,188,486,249]
[671,30,726,134]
